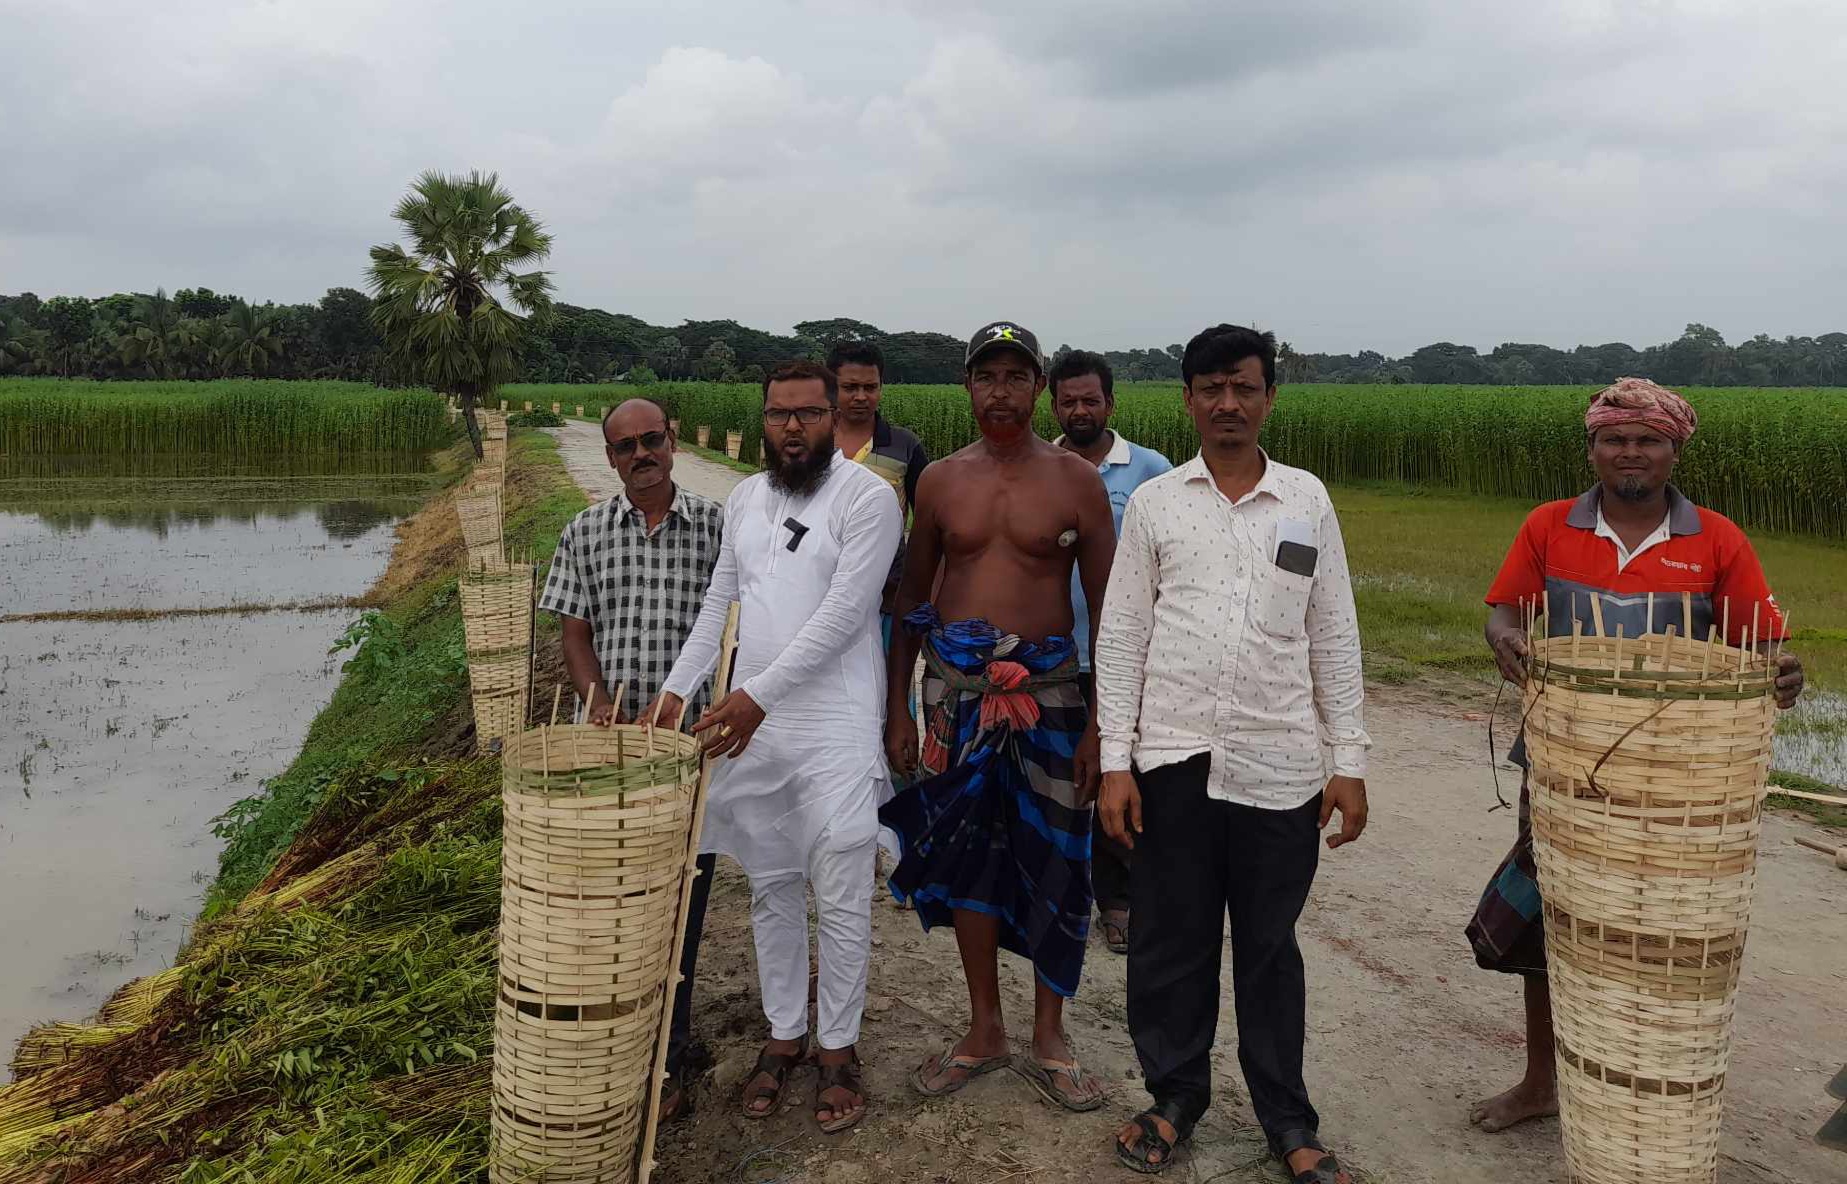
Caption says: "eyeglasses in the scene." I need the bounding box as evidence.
[608,429,668,457]
[764,406,833,426]
[970,372,1036,395]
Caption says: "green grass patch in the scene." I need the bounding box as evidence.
[1329,482,1847,689]
[1768,769,1847,828]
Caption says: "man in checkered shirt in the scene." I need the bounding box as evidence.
[538,396,724,1122]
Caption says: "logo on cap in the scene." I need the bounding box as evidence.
[988,325,1019,342]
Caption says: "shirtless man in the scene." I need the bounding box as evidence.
[880,320,1115,1112]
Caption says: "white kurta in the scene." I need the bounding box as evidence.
[662,453,903,879]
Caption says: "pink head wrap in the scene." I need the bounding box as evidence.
[1584,377,1698,444]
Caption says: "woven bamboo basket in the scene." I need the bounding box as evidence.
[457,488,505,570]
[462,563,532,752]
[724,430,742,459]
[694,425,709,448]
[490,724,702,1184]
[462,564,534,656]
[1524,613,1778,1184]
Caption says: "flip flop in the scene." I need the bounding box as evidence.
[910,1048,1011,1097]
[1018,1057,1107,1112]
[1099,910,1130,955]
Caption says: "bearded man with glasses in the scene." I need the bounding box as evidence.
[880,321,1116,1113]
[647,360,902,1134]
[537,396,726,1123]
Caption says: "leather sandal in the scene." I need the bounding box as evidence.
[739,1034,810,1119]
[1271,1129,1350,1184]
[1117,1098,1194,1175]
[814,1051,867,1134]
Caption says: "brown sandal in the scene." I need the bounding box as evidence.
[740,1035,810,1119]
[815,1052,866,1134]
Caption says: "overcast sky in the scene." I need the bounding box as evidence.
[3,0,1843,354]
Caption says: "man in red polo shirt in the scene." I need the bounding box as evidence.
[1465,377,1805,1134]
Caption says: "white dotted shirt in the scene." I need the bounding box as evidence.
[1094,451,1370,809]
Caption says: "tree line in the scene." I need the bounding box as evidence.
[5,289,1843,391]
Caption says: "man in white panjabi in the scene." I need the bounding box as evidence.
[648,360,901,1135]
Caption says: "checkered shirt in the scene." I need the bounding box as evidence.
[538,485,725,722]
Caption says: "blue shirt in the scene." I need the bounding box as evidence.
[1061,431,1173,672]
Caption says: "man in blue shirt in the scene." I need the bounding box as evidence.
[1051,349,1172,954]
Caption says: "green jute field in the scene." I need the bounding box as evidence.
[0,378,452,460]
[511,380,1847,540]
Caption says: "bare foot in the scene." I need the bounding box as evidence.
[1469,1078,1558,1132]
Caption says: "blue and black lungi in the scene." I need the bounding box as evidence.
[879,605,1094,997]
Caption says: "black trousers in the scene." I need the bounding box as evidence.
[1077,674,1132,911]
[1127,754,1322,1147]
[665,852,716,1079]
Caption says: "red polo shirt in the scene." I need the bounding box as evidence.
[1486,485,1786,645]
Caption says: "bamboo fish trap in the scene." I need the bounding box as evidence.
[462,562,534,753]
[1523,595,1780,1184]
[491,606,740,1184]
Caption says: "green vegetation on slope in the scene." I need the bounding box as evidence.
[0,379,453,458]
[0,430,585,1182]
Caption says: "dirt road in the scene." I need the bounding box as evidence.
[551,420,1846,1183]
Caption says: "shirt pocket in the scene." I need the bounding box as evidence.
[1254,568,1315,640]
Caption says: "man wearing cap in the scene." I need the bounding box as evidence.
[880,321,1116,1111]
[1466,377,1805,1135]
[1050,348,1172,955]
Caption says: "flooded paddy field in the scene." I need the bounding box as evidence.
[0,459,434,1068]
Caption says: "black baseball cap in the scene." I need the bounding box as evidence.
[965,321,1044,374]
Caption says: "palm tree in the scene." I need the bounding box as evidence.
[367,171,554,455]
[118,289,197,379]
[218,300,283,376]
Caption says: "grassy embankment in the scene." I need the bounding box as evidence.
[0,430,586,1182]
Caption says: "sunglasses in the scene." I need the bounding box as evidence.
[608,429,669,457]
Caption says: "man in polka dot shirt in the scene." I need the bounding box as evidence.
[1095,324,1369,1182]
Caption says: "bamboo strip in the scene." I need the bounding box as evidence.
[637,602,740,1184]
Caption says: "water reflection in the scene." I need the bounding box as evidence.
[22,498,419,538]
[0,451,436,480]
[0,455,436,537]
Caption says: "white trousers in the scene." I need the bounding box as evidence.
[748,819,877,1050]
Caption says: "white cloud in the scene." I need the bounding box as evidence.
[3,0,1845,353]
